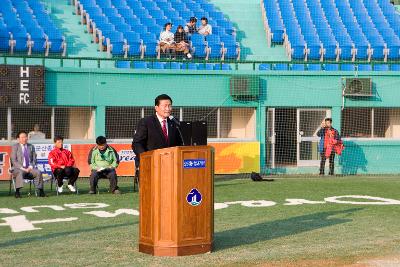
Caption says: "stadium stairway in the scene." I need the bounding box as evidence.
[42,0,107,60]
[210,0,288,61]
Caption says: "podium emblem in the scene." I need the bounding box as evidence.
[186,188,202,206]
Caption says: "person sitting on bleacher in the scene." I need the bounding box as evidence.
[184,17,198,36]
[198,17,212,36]
[175,25,192,59]
[88,136,121,194]
[48,135,80,194]
[159,22,176,58]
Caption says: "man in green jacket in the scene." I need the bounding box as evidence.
[88,136,120,194]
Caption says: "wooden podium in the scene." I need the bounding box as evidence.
[138,146,214,256]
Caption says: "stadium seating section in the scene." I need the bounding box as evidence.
[262,0,400,62]
[0,0,66,56]
[74,0,240,60]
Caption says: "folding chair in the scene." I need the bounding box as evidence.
[8,159,37,197]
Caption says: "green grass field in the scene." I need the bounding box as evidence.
[1,175,400,266]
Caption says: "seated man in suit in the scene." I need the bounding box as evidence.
[88,136,120,194]
[48,135,80,194]
[132,94,183,171]
[11,131,46,198]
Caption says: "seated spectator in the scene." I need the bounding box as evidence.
[159,22,175,58]
[28,124,46,140]
[175,25,192,59]
[48,135,80,193]
[11,131,46,198]
[184,17,198,36]
[198,17,212,36]
[88,136,121,194]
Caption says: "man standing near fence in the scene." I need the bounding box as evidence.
[316,118,343,176]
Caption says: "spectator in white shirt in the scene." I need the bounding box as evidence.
[28,124,46,140]
[198,17,212,36]
[159,22,175,57]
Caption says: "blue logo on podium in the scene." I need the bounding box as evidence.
[186,188,202,206]
[183,159,206,169]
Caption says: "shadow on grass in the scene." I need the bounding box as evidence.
[0,222,137,249]
[214,208,362,251]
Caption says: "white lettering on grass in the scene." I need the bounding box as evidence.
[64,203,109,209]
[284,199,326,206]
[0,208,19,214]
[226,200,277,207]
[20,205,65,213]
[0,215,78,233]
[214,203,229,210]
[84,209,139,218]
[325,195,400,205]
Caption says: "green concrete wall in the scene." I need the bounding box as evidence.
[41,68,400,174]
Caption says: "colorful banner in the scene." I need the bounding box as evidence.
[0,142,260,180]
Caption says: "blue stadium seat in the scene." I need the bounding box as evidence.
[324,64,338,71]
[29,27,47,53]
[274,63,289,71]
[220,35,239,59]
[308,64,323,71]
[358,64,372,71]
[191,34,208,58]
[391,64,400,71]
[116,60,131,68]
[341,64,356,71]
[106,31,125,56]
[141,33,158,57]
[169,62,182,69]
[259,63,271,71]
[152,62,166,69]
[291,64,305,71]
[197,63,214,70]
[206,35,222,59]
[133,61,148,69]
[124,31,142,56]
[373,64,389,71]
[214,63,232,70]
[0,27,10,52]
[183,63,198,70]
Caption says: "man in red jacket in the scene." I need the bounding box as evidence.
[48,136,80,193]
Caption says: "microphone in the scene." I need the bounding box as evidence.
[169,115,181,126]
[169,116,185,146]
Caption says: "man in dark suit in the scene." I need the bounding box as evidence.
[132,94,183,167]
[10,131,46,198]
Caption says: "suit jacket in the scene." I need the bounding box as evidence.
[132,115,183,161]
[11,143,37,169]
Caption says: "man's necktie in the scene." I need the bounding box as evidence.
[162,120,168,143]
[23,145,30,168]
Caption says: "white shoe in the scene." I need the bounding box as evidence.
[187,53,192,59]
[57,186,63,193]
[68,184,76,192]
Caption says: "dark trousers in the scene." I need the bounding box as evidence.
[320,150,335,175]
[90,169,118,192]
[53,167,80,187]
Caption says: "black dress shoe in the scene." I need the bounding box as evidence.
[39,189,47,197]
[15,191,21,198]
